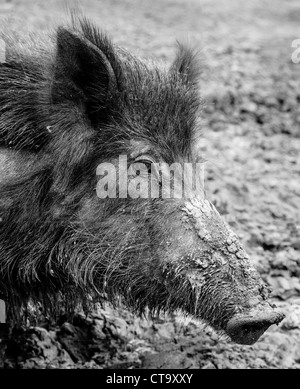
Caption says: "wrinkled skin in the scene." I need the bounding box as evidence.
[0,18,284,345]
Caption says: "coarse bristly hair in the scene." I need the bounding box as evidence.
[0,16,205,325]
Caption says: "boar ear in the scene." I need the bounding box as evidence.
[52,27,117,119]
[171,42,201,87]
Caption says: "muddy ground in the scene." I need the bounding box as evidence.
[0,0,299,369]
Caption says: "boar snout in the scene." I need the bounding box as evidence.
[180,197,285,344]
[226,306,285,345]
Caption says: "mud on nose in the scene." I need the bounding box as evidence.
[226,309,285,345]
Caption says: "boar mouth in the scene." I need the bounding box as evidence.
[226,309,285,345]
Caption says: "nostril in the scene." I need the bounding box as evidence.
[236,320,271,344]
[227,319,270,345]
[226,310,285,345]
[240,320,270,334]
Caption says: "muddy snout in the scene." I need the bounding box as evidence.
[226,308,285,345]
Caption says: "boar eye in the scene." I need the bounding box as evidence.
[134,155,161,182]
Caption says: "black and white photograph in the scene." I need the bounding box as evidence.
[0,0,299,372]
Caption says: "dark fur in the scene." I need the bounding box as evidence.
[0,18,203,323]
